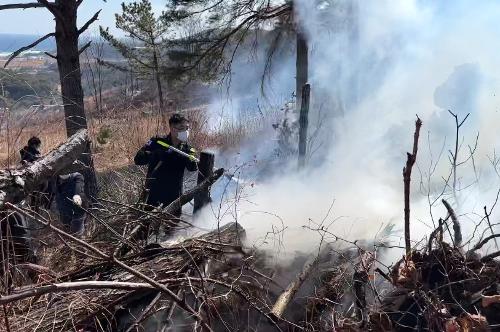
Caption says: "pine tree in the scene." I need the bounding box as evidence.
[100,0,169,112]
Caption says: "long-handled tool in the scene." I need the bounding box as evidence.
[155,140,252,186]
[156,140,199,162]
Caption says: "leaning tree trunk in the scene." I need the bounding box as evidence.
[0,130,90,207]
[54,0,97,199]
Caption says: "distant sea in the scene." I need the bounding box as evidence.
[0,33,55,53]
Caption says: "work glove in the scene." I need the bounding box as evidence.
[72,195,82,206]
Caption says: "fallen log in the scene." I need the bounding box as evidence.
[0,129,89,208]
[114,168,225,257]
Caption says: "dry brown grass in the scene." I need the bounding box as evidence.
[0,110,66,168]
[0,104,273,172]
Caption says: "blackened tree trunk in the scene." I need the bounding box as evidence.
[298,84,310,169]
[296,31,308,112]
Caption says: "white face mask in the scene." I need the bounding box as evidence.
[177,130,189,142]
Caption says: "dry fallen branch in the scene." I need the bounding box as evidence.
[270,250,321,319]
[114,167,225,257]
[5,203,213,332]
[0,281,156,305]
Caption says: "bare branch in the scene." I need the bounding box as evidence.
[0,3,44,10]
[36,0,62,20]
[78,10,101,35]
[78,41,92,55]
[0,281,156,305]
[3,33,55,68]
[5,203,213,331]
[470,233,500,253]
[483,205,499,250]
[44,51,57,59]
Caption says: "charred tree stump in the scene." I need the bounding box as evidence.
[353,251,375,322]
[193,152,215,213]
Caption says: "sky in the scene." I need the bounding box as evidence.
[0,0,165,36]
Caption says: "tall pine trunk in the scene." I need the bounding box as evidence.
[55,0,97,198]
[55,6,87,136]
[152,43,165,113]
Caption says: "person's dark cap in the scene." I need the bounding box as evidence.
[168,113,188,126]
[28,136,41,147]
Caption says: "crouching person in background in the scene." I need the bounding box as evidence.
[20,136,42,164]
[53,172,87,237]
[20,136,52,212]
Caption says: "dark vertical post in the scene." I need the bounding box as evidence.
[296,31,309,112]
[193,151,215,213]
[298,84,311,169]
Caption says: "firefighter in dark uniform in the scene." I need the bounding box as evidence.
[53,173,86,237]
[1,136,44,271]
[20,136,42,164]
[134,113,198,216]
[20,137,86,236]
[20,136,51,211]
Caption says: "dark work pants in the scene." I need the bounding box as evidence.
[60,213,85,237]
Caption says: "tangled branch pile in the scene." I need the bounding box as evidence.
[2,129,500,332]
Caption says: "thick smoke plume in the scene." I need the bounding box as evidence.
[194,0,500,262]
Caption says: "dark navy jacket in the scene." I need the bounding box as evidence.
[20,145,40,163]
[55,172,86,218]
[134,135,197,206]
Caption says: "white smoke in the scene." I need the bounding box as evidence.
[193,0,500,262]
